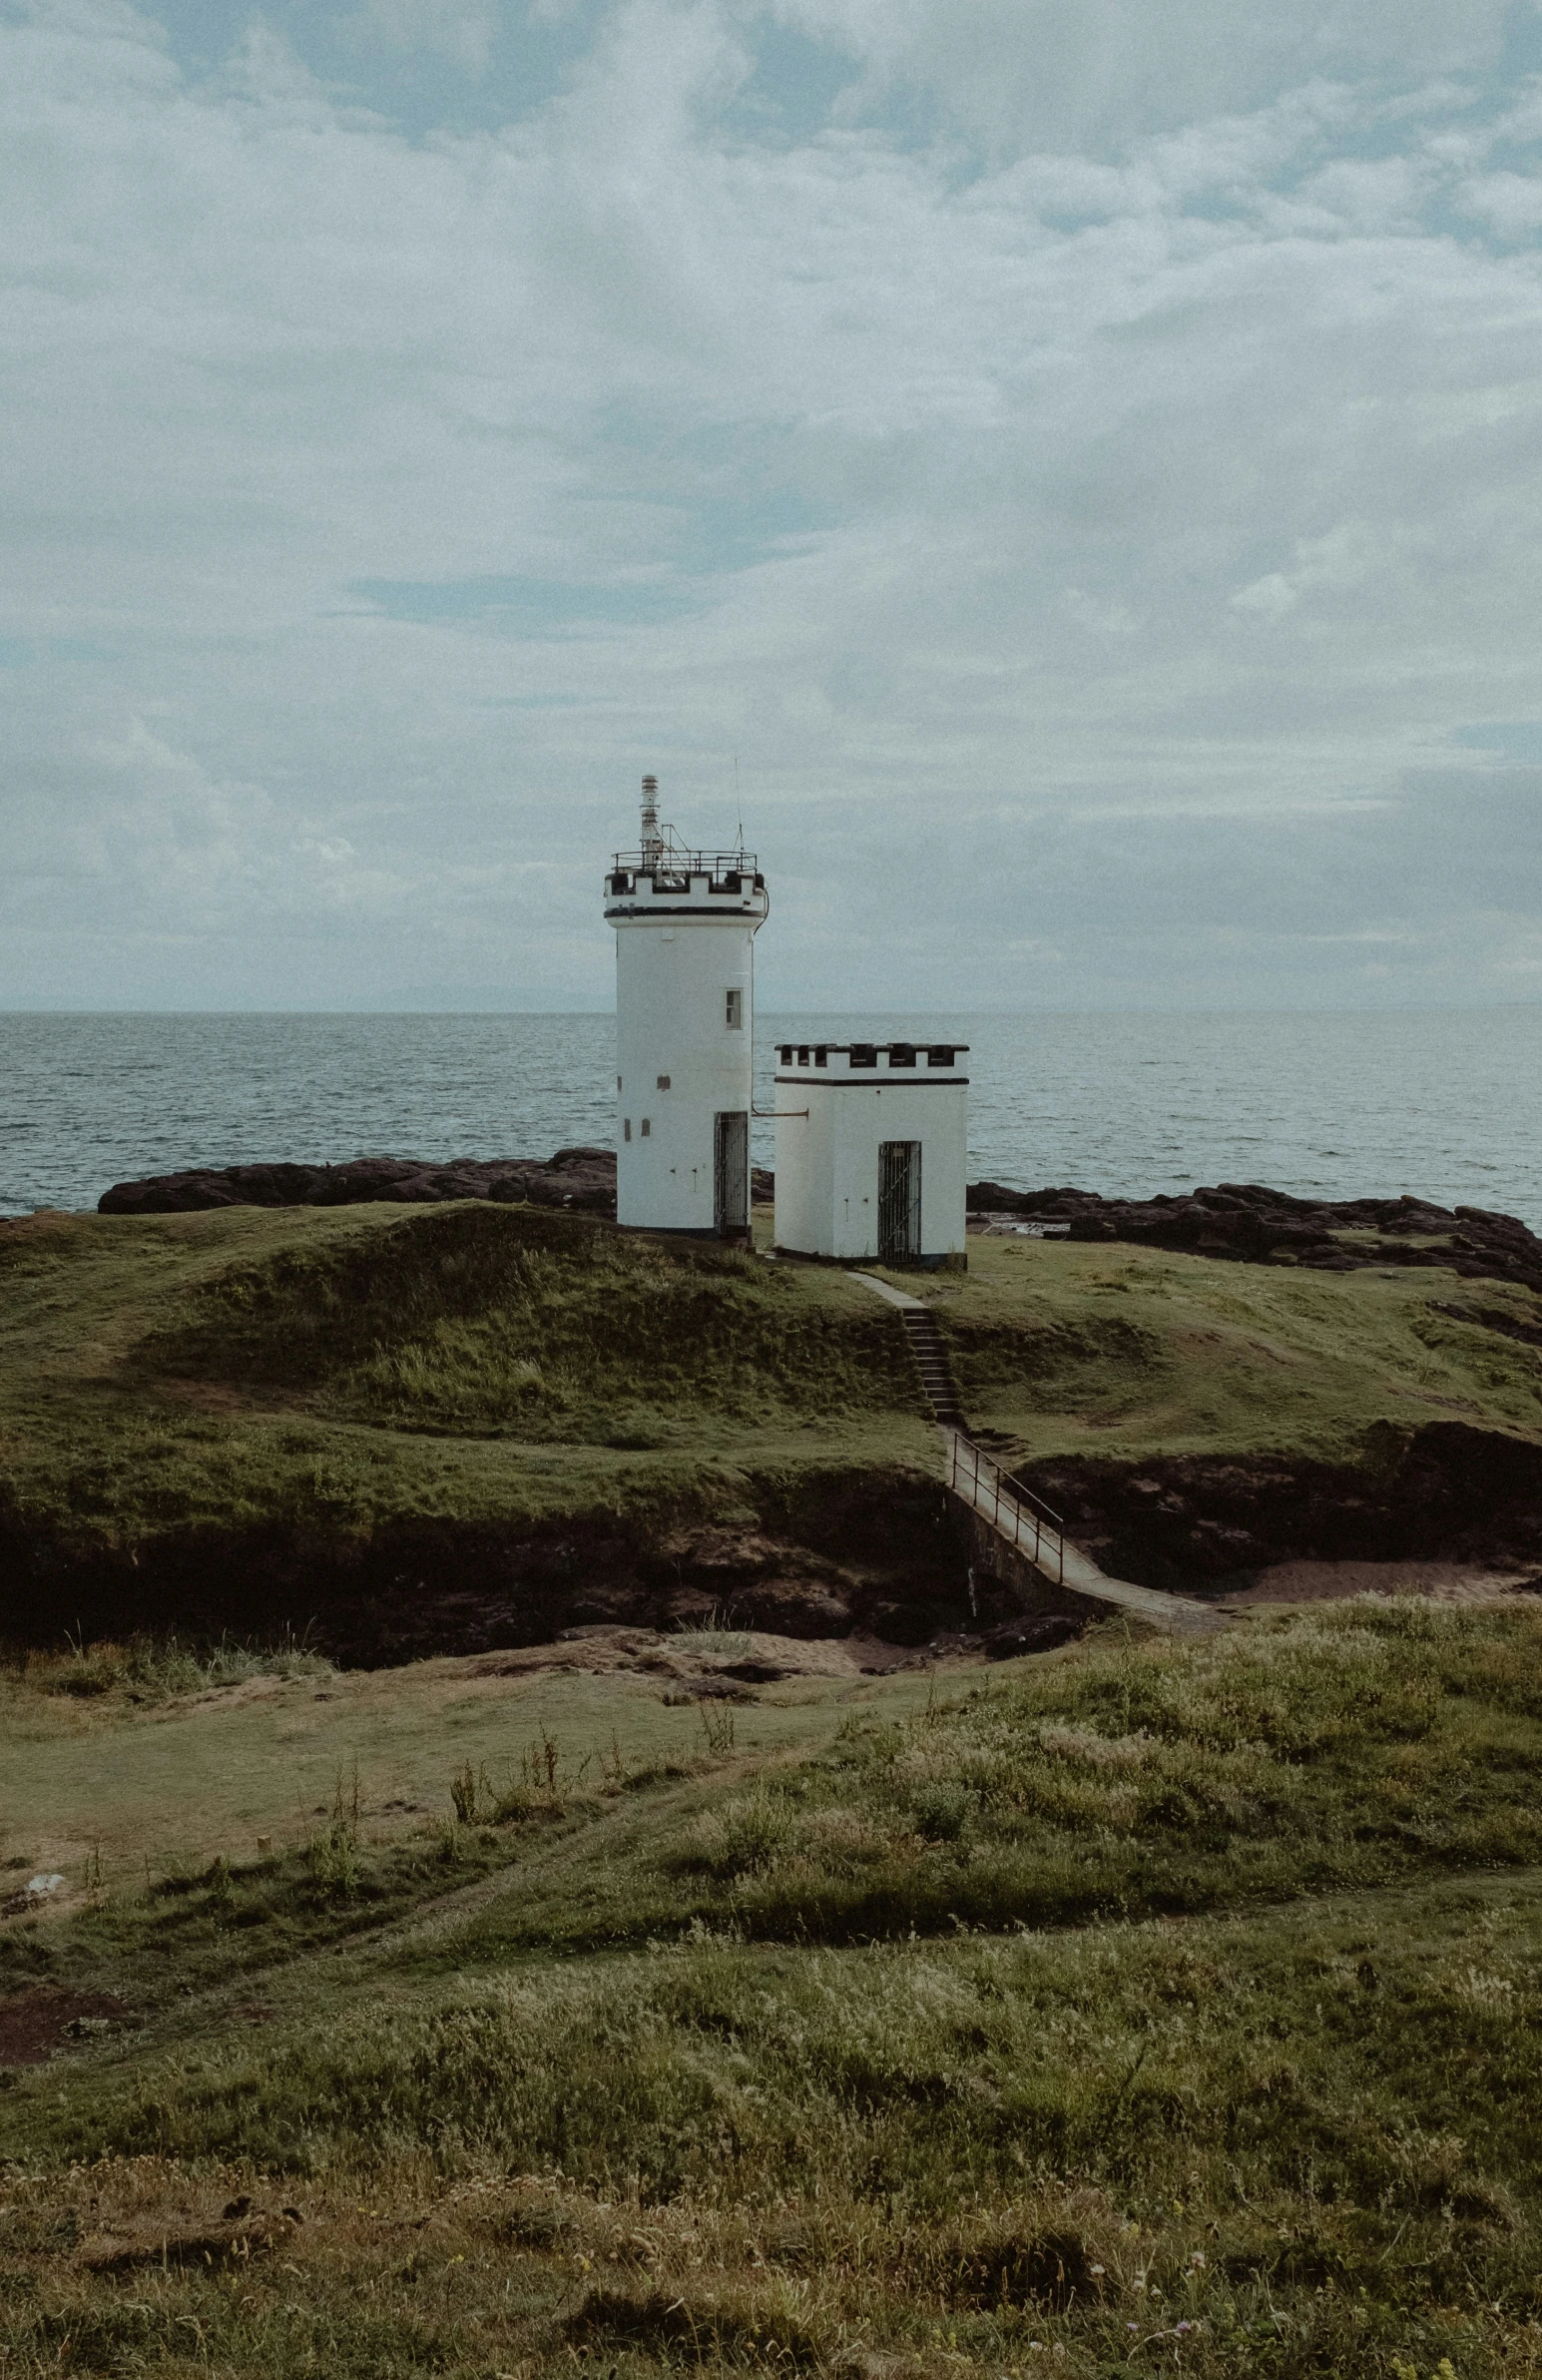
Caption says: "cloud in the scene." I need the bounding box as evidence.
[764,0,1519,154]
[352,0,499,74]
[0,0,1540,1007]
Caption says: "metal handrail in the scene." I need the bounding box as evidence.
[947,1433,1066,1587]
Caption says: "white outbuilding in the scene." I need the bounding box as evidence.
[605,776,768,1238]
[772,1040,970,1267]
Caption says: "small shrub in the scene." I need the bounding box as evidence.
[680,1789,792,1879]
[698,1702,737,1756]
[950,2224,1104,2310]
[909,1781,972,1842]
[449,1762,487,1827]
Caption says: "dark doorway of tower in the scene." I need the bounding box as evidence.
[715,1110,750,1237]
[878,1140,922,1261]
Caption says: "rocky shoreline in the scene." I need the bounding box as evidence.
[97,1147,622,1215]
[99,1156,1542,1304]
[967,1178,1542,1296]
[97,1148,777,1217]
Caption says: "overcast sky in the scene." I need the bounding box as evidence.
[4,0,1542,1011]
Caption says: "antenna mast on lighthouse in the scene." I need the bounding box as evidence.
[640,774,663,870]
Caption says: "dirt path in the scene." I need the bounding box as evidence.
[1228,1557,1542,1607]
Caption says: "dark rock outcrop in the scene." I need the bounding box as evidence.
[1012,1422,1542,1595]
[968,1179,1542,1295]
[0,1471,993,1667]
[99,1151,777,1219]
[100,1148,619,1217]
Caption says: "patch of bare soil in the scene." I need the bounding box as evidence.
[490,1622,868,1682]
[0,1987,124,2069]
[1229,1558,1542,1608]
[457,1621,1060,1688]
[83,2202,303,2274]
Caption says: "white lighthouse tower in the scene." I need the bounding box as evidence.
[605,776,769,1237]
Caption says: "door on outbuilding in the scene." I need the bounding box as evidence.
[878,1140,921,1261]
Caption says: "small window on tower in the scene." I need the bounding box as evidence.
[656,1074,671,1089]
[641,1118,651,1136]
[726,987,744,1029]
[623,1119,632,1142]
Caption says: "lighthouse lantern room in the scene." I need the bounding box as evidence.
[605,776,769,1237]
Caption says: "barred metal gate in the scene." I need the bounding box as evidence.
[878,1139,921,1261]
[714,1110,750,1236]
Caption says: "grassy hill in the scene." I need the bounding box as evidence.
[0,1204,941,1651]
[928,1233,1542,1462]
[6,1200,1542,2368]
[3,1598,1542,2375]
[0,1199,915,1505]
[920,1237,1542,1587]
[3,1202,1541,1642]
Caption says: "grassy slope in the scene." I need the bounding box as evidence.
[4,1209,1541,1587]
[0,1204,931,1557]
[0,1644,933,1885]
[5,1603,1542,2375]
[5,1210,1542,2364]
[891,1235,1542,1463]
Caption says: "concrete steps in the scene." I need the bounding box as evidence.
[898,1308,965,1426]
[845,1268,1229,1637]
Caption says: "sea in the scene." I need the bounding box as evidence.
[3,1008,1541,1227]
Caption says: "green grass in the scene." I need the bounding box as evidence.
[139,1201,899,1443]
[0,1634,938,1936]
[5,1208,1541,1610]
[2,1631,332,1704]
[384,1596,1542,1965]
[17,1589,1511,2019]
[0,1204,934,1607]
[6,1203,1542,2370]
[6,1605,1542,2374]
[895,1235,1542,1465]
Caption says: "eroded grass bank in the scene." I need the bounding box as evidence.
[6,1204,1542,1655]
[0,1202,951,1652]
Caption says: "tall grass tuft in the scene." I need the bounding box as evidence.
[304,1765,362,1897]
[2,1628,332,1703]
[673,1608,755,1659]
